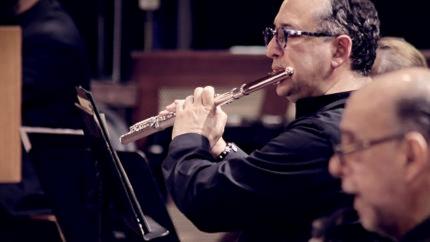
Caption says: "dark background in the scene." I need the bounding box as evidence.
[57,0,430,81]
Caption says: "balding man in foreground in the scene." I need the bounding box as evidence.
[330,67,430,241]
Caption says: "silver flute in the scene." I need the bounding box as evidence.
[120,67,294,144]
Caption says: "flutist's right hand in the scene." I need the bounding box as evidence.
[171,86,228,153]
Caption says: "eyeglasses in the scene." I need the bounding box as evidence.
[333,132,405,165]
[263,26,334,49]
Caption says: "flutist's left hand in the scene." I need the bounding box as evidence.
[172,86,228,149]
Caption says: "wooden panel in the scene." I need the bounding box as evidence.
[91,81,137,108]
[131,51,288,125]
[0,27,22,183]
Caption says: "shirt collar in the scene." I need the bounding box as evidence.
[295,92,351,118]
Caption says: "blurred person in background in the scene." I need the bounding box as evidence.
[309,36,428,242]
[330,67,430,242]
[371,37,427,76]
[0,0,90,240]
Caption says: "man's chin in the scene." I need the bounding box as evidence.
[276,88,297,102]
[358,210,377,233]
[355,199,379,234]
[275,84,290,97]
[275,87,284,97]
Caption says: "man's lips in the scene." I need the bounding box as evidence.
[271,66,286,72]
[271,66,293,85]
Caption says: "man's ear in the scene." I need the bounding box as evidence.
[404,132,429,182]
[331,35,352,68]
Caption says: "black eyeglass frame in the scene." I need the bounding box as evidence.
[333,132,406,165]
[263,26,334,48]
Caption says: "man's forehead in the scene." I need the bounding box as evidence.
[274,0,329,28]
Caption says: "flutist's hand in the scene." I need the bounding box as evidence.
[172,86,228,150]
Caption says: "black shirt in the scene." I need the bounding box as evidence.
[400,217,430,242]
[163,92,352,242]
[0,0,90,217]
[19,0,90,128]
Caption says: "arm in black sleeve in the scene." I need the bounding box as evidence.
[162,119,347,232]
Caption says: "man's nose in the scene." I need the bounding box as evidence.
[265,37,282,59]
[329,154,343,178]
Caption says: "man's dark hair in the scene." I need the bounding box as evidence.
[318,0,380,75]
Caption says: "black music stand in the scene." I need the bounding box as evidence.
[22,89,179,242]
[75,86,178,241]
[21,127,100,242]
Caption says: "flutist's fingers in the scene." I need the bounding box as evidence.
[201,86,215,107]
[159,99,181,116]
[193,87,204,105]
[172,85,226,144]
[158,110,170,116]
[192,86,215,107]
[174,99,185,113]
[183,95,194,109]
[164,101,178,113]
